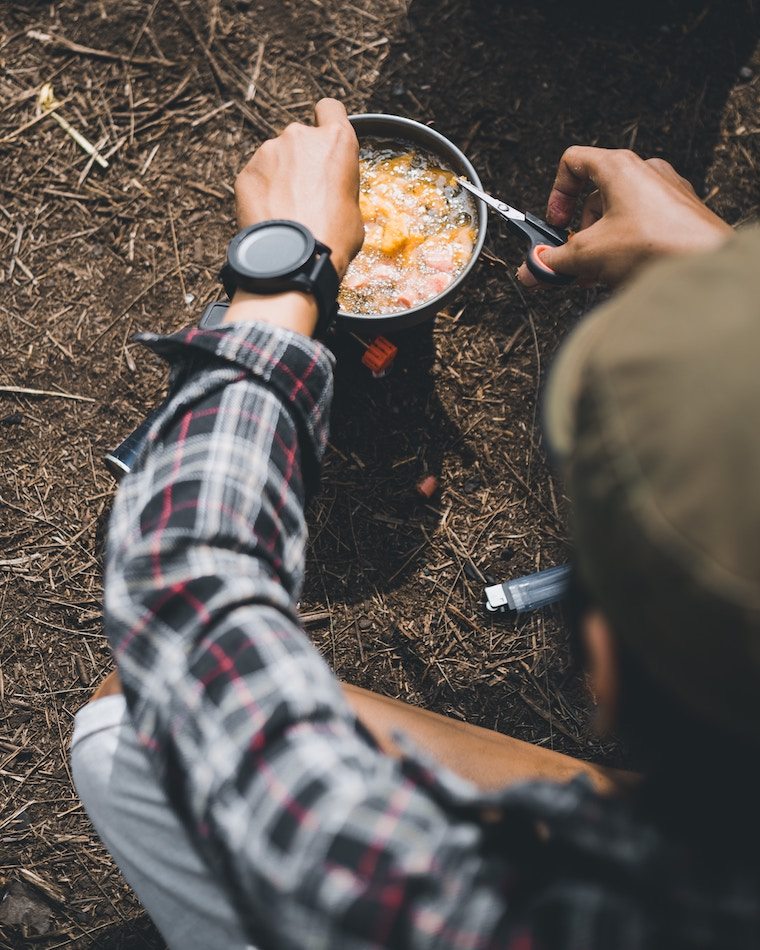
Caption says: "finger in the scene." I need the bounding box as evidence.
[516,262,539,289]
[645,156,697,196]
[579,189,603,231]
[545,145,618,227]
[534,225,602,281]
[315,97,349,126]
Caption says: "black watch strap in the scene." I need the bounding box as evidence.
[309,242,340,337]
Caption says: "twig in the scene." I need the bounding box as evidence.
[128,0,163,61]
[27,29,174,67]
[246,40,266,101]
[37,83,109,169]
[445,603,481,633]
[387,538,430,584]
[167,205,188,302]
[0,97,68,144]
[500,452,566,534]
[518,689,581,745]
[0,386,95,403]
[300,609,332,626]
[191,99,234,128]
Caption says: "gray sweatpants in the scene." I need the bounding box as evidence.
[71,695,258,950]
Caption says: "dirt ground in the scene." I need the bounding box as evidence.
[1,0,759,945]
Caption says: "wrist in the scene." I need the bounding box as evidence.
[223,288,319,337]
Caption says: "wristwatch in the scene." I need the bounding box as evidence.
[219,220,340,336]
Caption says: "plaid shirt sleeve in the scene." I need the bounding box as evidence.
[104,321,521,950]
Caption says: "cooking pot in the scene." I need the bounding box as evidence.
[339,113,487,334]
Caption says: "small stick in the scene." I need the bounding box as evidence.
[27,29,173,67]
[8,222,24,279]
[74,655,90,687]
[190,99,234,128]
[187,180,226,200]
[18,868,66,905]
[0,99,66,144]
[84,263,181,351]
[0,386,95,402]
[13,256,37,283]
[387,538,430,584]
[300,610,332,626]
[37,83,109,169]
[127,0,163,60]
[246,41,266,101]
[50,111,109,169]
[446,603,481,633]
[167,205,188,302]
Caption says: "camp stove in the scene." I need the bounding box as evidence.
[348,332,398,378]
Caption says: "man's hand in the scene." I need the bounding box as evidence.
[234,98,363,280]
[224,98,363,336]
[516,146,732,288]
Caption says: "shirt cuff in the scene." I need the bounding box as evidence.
[135,320,335,471]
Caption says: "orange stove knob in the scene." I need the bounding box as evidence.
[361,336,398,375]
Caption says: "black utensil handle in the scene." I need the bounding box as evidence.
[523,210,569,246]
[104,401,168,478]
[526,243,575,286]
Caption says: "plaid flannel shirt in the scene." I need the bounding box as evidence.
[105,320,760,950]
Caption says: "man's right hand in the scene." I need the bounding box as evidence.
[224,98,363,337]
[516,146,733,288]
[234,98,363,282]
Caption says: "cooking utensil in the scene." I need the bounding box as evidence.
[457,178,574,286]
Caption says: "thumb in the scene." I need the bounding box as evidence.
[532,240,579,279]
[534,222,606,283]
[517,222,604,289]
[315,97,348,126]
[515,242,579,290]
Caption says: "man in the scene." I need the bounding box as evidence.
[72,99,760,948]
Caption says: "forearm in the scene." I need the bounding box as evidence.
[105,317,336,650]
[103,319,351,845]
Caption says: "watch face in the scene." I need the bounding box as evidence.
[233,223,313,279]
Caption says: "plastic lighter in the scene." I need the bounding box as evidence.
[485,563,572,614]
